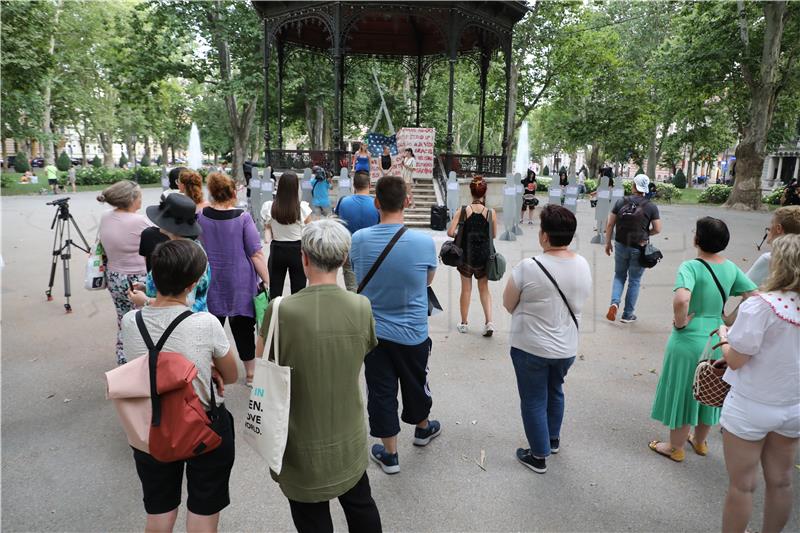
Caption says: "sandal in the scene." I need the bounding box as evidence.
[687,435,708,456]
[649,440,685,462]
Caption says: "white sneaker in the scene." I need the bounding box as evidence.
[456,323,469,334]
[483,322,495,337]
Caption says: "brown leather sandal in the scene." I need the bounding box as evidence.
[649,440,685,462]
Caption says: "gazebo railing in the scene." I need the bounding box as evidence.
[267,150,351,174]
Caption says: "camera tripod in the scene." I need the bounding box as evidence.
[46,197,90,313]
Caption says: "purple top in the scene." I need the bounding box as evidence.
[197,208,262,317]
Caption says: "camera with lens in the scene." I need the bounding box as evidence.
[46,197,70,207]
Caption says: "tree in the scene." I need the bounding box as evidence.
[726,1,799,208]
[91,155,102,168]
[119,153,128,168]
[14,152,30,173]
[56,151,71,171]
[141,154,151,167]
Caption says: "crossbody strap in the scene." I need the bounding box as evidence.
[136,309,194,427]
[695,258,727,315]
[532,258,579,331]
[357,226,408,294]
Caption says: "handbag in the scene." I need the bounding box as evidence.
[427,286,443,316]
[485,210,506,281]
[357,227,407,294]
[253,283,269,330]
[439,206,466,267]
[695,258,736,325]
[638,242,663,269]
[84,238,107,290]
[243,296,291,474]
[533,258,579,330]
[692,332,730,407]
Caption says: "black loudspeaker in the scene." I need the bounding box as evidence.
[430,205,449,230]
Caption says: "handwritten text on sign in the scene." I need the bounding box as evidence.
[396,127,435,181]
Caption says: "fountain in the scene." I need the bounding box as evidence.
[187,123,203,170]
[513,121,529,175]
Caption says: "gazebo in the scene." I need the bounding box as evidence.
[252,0,528,184]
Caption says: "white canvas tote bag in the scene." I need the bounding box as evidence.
[242,296,291,474]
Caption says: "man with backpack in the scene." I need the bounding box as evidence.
[604,174,662,323]
[310,166,333,217]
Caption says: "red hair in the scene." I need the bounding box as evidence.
[469,176,487,199]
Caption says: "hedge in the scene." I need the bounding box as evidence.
[91,155,103,168]
[698,184,732,204]
[75,166,161,186]
[541,165,549,176]
[584,178,597,194]
[762,186,785,205]
[655,182,682,202]
[673,169,687,189]
[57,151,71,171]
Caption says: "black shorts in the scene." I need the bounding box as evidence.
[522,196,538,209]
[364,337,432,438]
[132,405,235,516]
[48,178,58,185]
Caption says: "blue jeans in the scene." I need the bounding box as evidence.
[611,242,645,319]
[510,348,575,458]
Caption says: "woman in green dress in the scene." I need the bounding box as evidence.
[649,217,758,462]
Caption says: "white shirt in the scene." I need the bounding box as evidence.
[121,306,230,409]
[510,254,593,359]
[401,157,416,180]
[261,200,312,241]
[746,252,770,287]
[724,293,800,406]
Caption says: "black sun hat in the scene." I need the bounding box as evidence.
[146,192,202,238]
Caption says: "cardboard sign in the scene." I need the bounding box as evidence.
[250,178,261,189]
[612,188,624,197]
[339,178,351,189]
[447,182,459,191]
[565,197,577,206]
[301,180,312,190]
[395,127,435,180]
[504,186,516,196]
[515,185,524,194]
[261,181,273,192]
[566,186,578,195]
[549,188,562,198]
[598,190,611,199]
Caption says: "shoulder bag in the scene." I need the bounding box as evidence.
[532,258,579,330]
[694,258,735,325]
[357,226,408,294]
[439,206,466,267]
[243,296,291,474]
[639,242,663,268]
[485,210,506,281]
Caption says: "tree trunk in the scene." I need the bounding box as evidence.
[80,117,89,165]
[171,144,175,164]
[568,151,577,178]
[589,144,601,179]
[314,104,324,150]
[646,127,658,179]
[687,143,695,184]
[125,138,136,168]
[98,133,114,168]
[504,61,519,171]
[41,0,63,166]
[726,0,788,209]
[161,142,169,166]
[143,136,151,160]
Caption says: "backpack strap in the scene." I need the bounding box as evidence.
[357,226,408,294]
[136,309,194,427]
[694,258,727,315]
[532,258,579,330]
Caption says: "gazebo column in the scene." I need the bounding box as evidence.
[276,37,285,151]
[500,39,512,175]
[415,54,423,127]
[477,48,490,174]
[332,3,343,173]
[445,11,457,174]
[263,20,272,167]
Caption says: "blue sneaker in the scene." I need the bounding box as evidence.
[620,314,637,324]
[370,444,400,474]
[413,419,442,446]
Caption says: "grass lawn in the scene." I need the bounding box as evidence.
[670,187,703,204]
[0,170,161,196]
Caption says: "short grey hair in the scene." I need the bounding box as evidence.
[301,219,352,272]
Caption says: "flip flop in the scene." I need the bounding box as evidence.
[649,440,685,462]
[687,435,708,456]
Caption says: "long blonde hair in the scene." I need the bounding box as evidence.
[763,234,800,293]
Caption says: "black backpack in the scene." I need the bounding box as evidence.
[616,197,650,239]
[430,205,448,231]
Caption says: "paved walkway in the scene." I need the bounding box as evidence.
[2,190,796,531]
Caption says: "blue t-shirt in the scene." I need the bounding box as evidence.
[351,224,437,345]
[335,194,380,234]
[311,177,332,208]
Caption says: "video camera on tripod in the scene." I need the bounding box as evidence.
[46,197,90,312]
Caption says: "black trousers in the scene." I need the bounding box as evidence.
[364,337,433,438]
[215,315,256,361]
[269,240,306,298]
[288,472,382,533]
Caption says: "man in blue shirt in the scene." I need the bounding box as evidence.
[350,175,441,474]
[335,171,380,291]
[310,166,333,217]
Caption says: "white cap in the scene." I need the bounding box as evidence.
[633,174,650,193]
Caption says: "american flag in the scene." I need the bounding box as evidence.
[365,132,398,157]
